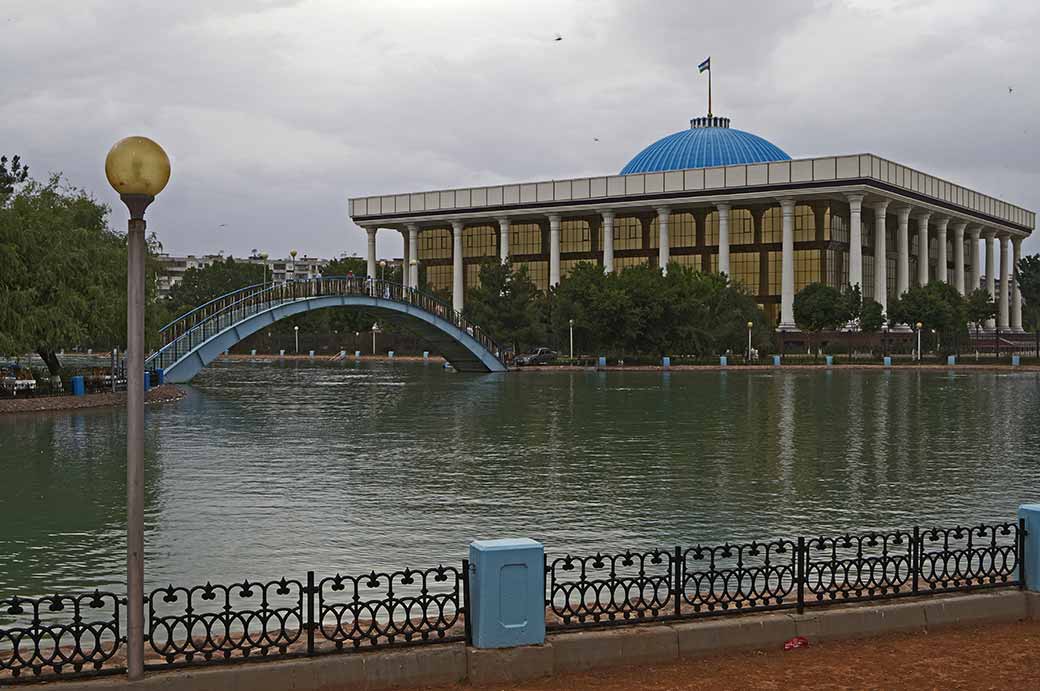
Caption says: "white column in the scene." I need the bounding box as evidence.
[407,224,419,289]
[549,214,561,286]
[601,210,615,273]
[916,212,930,287]
[657,206,670,273]
[366,227,377,279]
[497,217,510,264]
[717,203,731,276]
[452,220,464,312]
[998,233,1010,331]
[1012,236,1024,332]
[968,225,982,292]
[779,198,797,330]
[895,206,911,296]
[873,201,889,311]
[847,194,864,289]
[401,229,410,287]
[934,217,948,284]
[984,229,996,330]
[952,221,966,293]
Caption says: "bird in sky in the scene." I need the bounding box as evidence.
[1008,87,1014,94]
[554,33,562,42]
[593,137,599,142]
[217,223,228,228]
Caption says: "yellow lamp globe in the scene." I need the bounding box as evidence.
[104,136,170,197]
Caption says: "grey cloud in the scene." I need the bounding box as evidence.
[1,0,1036,261]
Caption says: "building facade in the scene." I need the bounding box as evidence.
[156,253,333,298]
[348,115,1034,331]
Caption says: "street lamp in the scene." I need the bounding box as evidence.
[105,135,170,681]
[568,318,574,359]
[746,321,754,361]
[916,321,923,361]
[882,324,889,359]
[372,322,380,354]
[379,259,387,283]
[294,325,300,354]
[260,252,268,291]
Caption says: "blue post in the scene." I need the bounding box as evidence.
[662,356,670,369]
[1018,505,1040,591]
[143,371,151,391]
[772,355,781,367]
[468,539,545,648]
[597,356,607,368]
[308,350,315,358]
[388,350,395,359]
[251,349,257,356]
[423,351,430,360]
[354,350,361,359]
[883,356,892,367]
[720,355,727,367]
[947,355,956,366]
[155,368,165,385]
[825,355,833,367]
[70,376,85,396]
[1012,355,1021,367]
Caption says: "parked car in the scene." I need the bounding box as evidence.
[514,348,557,366]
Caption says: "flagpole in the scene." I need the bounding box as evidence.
[708,67,712,118]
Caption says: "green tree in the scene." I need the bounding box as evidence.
[464,260,546,353]
[889,282,967,355]
[0,155,29,196]
[793,283,845,359]
[1017,254,1040,330]
[964,288,996,344]
[859,299,885,333]
[0,173,162,374]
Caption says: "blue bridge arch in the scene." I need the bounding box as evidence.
[146,277,507,382]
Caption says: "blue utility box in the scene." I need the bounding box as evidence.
[772,355,781,366]
[661,356,670,369]
[597,356,606,368]
[468,538,545,649]
[70,376,85,396]
[1018,505,1040,591]
[155,368,165,385]
[1012,355,1021,367]
[947,355,956,366]
[719,355,727,367]
[143,371,151,391]
[883,356,892,367]
[825,355,833,367]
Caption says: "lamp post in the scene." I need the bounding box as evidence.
[260,252,268,291]
[294,325,300,354]
[916,322,923,361]
[568,318,574,360]
[105,136,170,681]
[379,260,387,283]
[372,322,379,354]
[747,321,753,361]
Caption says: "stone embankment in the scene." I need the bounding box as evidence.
[0,384,185,415]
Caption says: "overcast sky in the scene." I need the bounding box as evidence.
[3,0,1038,260]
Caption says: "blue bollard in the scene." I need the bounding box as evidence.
[143,371,151,391]
[308,350,315,358]
[947,355,956,366]
[388,350,395,359]
[597,356,607,368]
[423,351,430,360]
[250,349,257,356]
[469,539,545,648]
[354,350,361,359]
[662,356,670,369]
[720,355,727,367]
[70,376,85,396]
[1018,505,1040,591]
[155,368,165,385]
[883,356,892,367]
[825,355,833,367]
[1012,355,1021,367]
[772,355,781,367]
[279,349,285,357]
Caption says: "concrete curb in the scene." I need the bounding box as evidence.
[30,590,1034,690]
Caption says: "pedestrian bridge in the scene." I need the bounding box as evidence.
[146,277,508,382]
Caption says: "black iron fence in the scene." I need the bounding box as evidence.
[544,521,1023,630]
[1,520,1025,683]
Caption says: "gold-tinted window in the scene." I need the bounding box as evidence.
[795,249,821,291]
[794,205,816,242]
[513,260,548,291]
[704,211,718,246]
[561,220,590,253]
[464,262,483,289]
[824,249,848,288]
[827,209,849,243]
[649,212,696,249]
[511,223,542,255]
[760,303,779,327]
[424,264,452,293]
[463,225,496,258]
[560,258,590,279]
[669,254,700,269]
[862,255,875,299]
[704,210,752,246]
[766,251,782,294]
[614,217,643,250]
[730,252,760,292]
[418,228,451,260]
[614,255,650,271]
[761,208,781,243]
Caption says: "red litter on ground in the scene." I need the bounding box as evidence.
[784,636,810,651]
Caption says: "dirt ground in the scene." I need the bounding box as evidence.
[416,620,1040,691]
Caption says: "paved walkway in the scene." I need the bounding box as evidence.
[417,620,1040,690]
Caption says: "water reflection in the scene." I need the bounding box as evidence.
[2,361,1039,597]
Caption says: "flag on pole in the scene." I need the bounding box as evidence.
[698,57,710,73]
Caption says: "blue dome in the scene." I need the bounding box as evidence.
[620,116,790,174]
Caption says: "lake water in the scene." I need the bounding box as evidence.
[2,361,1038,597]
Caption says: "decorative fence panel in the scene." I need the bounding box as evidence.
[0,519,1026,683]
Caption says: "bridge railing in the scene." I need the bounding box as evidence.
[147,277,504,372]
